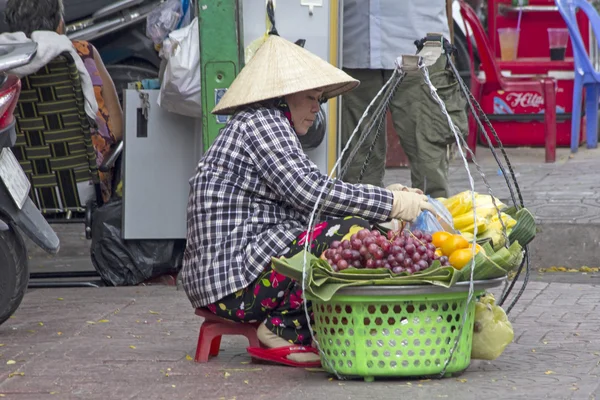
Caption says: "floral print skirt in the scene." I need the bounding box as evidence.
[205,216,371,345]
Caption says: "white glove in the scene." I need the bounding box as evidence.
[389,191,435,222]
[386,183,424,195]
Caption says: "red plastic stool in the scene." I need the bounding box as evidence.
[194,308,261,363]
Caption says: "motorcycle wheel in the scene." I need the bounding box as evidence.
[0,222,29,326]
[106,61,159,104]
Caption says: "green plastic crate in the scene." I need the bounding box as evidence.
[309,288,482,381]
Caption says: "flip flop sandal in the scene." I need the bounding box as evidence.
[246,346,321,368]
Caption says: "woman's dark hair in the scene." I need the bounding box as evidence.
[5,0,64,37]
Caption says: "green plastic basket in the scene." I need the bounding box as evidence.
[308,281,502,381]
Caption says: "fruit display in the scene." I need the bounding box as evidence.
[439,190,534,251]
[321,228,447,274]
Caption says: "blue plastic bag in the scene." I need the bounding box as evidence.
[410,197,455,234]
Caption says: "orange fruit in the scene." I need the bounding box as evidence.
[441,234,469,256]
[448,247,480,270]
[431,231,452,248]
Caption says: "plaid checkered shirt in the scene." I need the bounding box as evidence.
[181,106,394,307]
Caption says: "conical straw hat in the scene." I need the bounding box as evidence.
[212,35,359,115]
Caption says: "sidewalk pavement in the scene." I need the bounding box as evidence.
[0,281,599,400]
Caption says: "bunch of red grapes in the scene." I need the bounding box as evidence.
[322,228,450,274]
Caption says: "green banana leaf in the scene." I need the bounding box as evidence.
[503,207,536,247]
[271,251,460,301]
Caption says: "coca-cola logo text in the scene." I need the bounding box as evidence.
[505,92,544,108]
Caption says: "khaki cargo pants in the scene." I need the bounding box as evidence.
[340,54,468,198]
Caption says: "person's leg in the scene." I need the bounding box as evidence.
[389,55,467,198]
[207,217,372,364]
[340,68,388,187]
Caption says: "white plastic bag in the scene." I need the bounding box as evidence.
[158,17,201,118]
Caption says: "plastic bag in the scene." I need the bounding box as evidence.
[90,200,185,286]
[471,293,514,360]
[244,3,274,63]
[146,0,191,46]
[158,17,200,117]
[410,197,455,234]
[245,33,269,64]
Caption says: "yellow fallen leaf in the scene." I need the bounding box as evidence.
[221,368,262,372]
[57,332,63,336]
[86,321,95,325]
[0,394,5,397]
[130,345,136,349]
[224,372,231,378]
[305,367,325,372]
[167,368,171,371]
[531,349,536,352]
[6,360,16,365]
[567,268,578,272]
[50,392,58,395]
[0,344,4,347]
[149,311,160,315]
[38,322,44,326]
[57,298,63,301]
[98,319,109,323]
[185,355,193,361]
[544,370,555,375]
[8,372,24,378]
[136,320,140,323]
[328,378,333,381]
[244,380,249,385]
[456,378,467,383]
[171,385,176,388]
[106,336,112,339]
[418,384,423,387]
[574,332,580,336]
[406,382,412,386]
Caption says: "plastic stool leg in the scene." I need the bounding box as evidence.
[195,322,217,363]
[244,330,261,348]
[209,336,222,356]
[585,84,599,149]
[571,75,584,153]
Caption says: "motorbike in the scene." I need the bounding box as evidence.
[0,42,60,326]
[0,0,165,101]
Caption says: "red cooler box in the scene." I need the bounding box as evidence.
[482,0,590,147]
[480,62,584,146]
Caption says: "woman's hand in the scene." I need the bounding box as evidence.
[389,191,435,222]
[386,183,423,195]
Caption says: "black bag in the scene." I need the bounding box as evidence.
[90,200,185,286]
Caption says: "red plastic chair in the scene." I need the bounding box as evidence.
[459,1,558,163]
[193,308,261,363]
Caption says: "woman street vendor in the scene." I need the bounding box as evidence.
[180,33,434,368]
